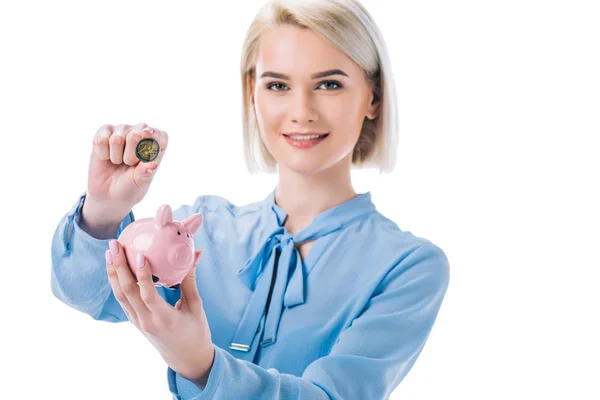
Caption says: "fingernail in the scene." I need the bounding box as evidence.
[105,250,113,265]
[145,167,157,174]
[136,253,145,269]
[109,240,119,255]
[143,127,156,135]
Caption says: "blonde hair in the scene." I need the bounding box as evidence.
[240,0,399,174]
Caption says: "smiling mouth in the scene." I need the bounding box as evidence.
[282,133,329,140]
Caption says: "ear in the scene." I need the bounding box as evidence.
[182,213,203,235]
[366,99,381,120]
[365,82,381,120]
[155,205,173,228]
[193,250,203,266]
[249,76,256,107]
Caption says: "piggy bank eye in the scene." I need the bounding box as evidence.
[186,233,189,238]
[177,231,180,235]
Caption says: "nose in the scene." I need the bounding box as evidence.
[289,90,318,124]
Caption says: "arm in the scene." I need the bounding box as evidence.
[170,243,450,400]
[50,192,200,321]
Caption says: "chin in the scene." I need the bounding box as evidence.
[264,137,354,175]
[278,160,326,175]
[279,152,350,176]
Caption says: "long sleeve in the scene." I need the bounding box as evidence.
[50,192,192,321]
[170,242,450,400]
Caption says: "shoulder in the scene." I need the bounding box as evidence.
[355,210,447,254]
[183,194,264,219]
[171,193,265,237]
[172,194,268,260]
[176,194,268,241]
[357,210,450,286]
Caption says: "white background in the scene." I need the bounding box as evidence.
[1,0,599,398]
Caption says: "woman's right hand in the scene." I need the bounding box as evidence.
[82,123,169,234]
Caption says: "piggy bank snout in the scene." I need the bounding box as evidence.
[169,244,193,268]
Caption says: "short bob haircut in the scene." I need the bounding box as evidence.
[241,0,399,175]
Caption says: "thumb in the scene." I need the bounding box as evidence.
[180,265,202,313]
[133,161,158,186]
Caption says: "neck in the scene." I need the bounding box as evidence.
[275,155,357,221]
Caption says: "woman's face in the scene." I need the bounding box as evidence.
[251,24,380,175]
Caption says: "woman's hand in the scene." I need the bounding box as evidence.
[82,123,169,239]
[105,240,215,388]
[88,123,169,209]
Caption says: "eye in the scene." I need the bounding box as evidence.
[266,82,288,92]
[318,80,342,90]
[186,233,189,238]
[266,80,343,92]
[177,231,180,235]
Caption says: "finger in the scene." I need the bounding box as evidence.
[180,252,203,313]
[123,123,153,166]
[93,124,112,161]
[152,129,169,167]
[108,240,151,321]
[135,253,172,316]
[123,130,142,166]
[174,299,183,311]
[109,124,129,164]
[105,249,139,323]
[122,307,141,330]
[131,122,149,133]
[132,127,164,183]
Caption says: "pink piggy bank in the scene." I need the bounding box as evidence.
[117,204,203,290]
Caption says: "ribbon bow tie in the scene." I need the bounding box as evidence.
[229,191,376,358]
[237,226,306,308]
[230,214,343,357]
[229,226,313,357]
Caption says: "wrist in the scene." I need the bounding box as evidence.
[84,195,131,222]
[80,196,131,239]
[191,345,216,390]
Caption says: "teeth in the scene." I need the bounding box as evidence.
[287,134,326,140]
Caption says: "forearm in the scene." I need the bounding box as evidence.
[50,192,134,321]
[169,346,328,400]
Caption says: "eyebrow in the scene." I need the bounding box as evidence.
[259,69,349,80]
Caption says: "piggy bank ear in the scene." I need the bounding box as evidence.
[182,213,203,235]
[193,250,203,266]
[155,205,173,228]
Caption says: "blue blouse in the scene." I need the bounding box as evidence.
[51,187,450,399]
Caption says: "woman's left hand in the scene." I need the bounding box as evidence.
[105,239,214,388]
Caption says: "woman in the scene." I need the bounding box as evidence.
[51,0,450,398]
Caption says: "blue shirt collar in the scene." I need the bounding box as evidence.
[262,186,376,231]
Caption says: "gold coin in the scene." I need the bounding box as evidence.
[136,138,160,162]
